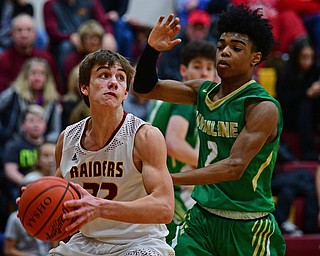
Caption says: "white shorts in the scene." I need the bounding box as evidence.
[48,232,175,256]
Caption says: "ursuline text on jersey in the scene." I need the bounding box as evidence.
[196,111,239,138]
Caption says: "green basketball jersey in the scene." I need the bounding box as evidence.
[192,80,283,213]
[147,100,198,174]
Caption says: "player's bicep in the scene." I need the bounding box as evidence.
[134,125,173,195]
[245,101,279,143]
[230,101,279,170]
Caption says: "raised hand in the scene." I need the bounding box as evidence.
[148,13,182,51]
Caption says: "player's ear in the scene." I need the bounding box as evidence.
[123,89,129,100]
[251,52,262,66]
[79,84,88,96]
[179,64,187,79]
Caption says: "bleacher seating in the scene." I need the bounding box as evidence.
[274,128,320,255]
[285,234,320,256]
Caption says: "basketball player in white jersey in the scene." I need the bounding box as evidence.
[48,49,175,256]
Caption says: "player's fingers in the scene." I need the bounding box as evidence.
[157,15,166,24]
[69,182,82,193]
[63,198,82,209]
[16,197,21,206]
[64,217,83,233]
[173,23,181,32]
[170,38,182,49]
[16,187,26,206]
[170,17,180,29]
[64,210,93,232]
[164,13,175,26]
[69,182,90,198]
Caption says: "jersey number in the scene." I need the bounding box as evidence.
[83,182,118,200]
[205,141,218,166]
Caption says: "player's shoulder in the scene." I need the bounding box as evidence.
[134,124,166,160]
[245,100,279,129]
[246,98,278,113]
[135,122,164,144]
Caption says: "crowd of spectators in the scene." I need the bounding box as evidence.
[1,0,320,254]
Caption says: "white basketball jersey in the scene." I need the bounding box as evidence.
[60,113,168,243]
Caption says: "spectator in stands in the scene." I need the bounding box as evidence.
[0,57,62,149]
[131,25,152,64]
[61,64,90,129]
[272,166,318,235]
[0,14,62,94]
[43,0,117,80]
[206,0,232,43]
[2,104,47,213]
[100,0,135,61]
[0,0,39,52]
[4,197,52,256]
[3,142,56,256]
[63,19,105,83]
[276,37,320,160]
[277,0,320,61]
[173,0,211,28]
[28,142,56,177]
[157,9,213,80]
[231,0,308,56]
[173,0,231,47]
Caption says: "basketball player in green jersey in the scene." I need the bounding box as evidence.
[147,40,218,245]
[133,4,286,256]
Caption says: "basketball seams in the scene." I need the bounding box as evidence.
[19,177,80,241]
[33,183,71,237]
[44,182,79,241]
[20,184,68,224]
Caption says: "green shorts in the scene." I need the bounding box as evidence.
[166,190,188,245]
[173,204,286,256]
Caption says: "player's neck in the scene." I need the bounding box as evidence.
[84,110,125,150]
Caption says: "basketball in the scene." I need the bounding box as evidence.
[18,176,80,242]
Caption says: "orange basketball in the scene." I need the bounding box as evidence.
[18,176,80,242]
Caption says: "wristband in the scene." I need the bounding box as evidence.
[133,43,160,93]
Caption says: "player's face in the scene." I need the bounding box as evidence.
[180,57,215,81]
[216,32,260,81]
[85,63,128,108]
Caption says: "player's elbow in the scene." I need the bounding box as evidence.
[166,141,177,157]
[161,203,175,224]
[156,197,174,224]
[227,158,246,180]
